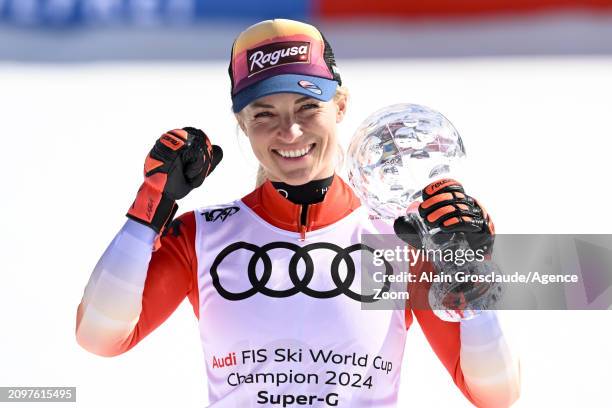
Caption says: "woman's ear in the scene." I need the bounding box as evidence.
[335,93,348,123]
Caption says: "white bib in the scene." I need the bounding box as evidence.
[194,201,408,407]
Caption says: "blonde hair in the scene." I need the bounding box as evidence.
[252,85,349,187]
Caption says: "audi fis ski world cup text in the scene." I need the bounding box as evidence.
[211,346,393,407]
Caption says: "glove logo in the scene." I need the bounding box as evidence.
[146,197,154,220]
[210,241,393,302]
[160,133,185,151]
[203,206,240,222]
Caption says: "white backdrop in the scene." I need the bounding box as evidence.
[1,58,611,407]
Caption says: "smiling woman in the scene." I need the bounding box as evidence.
[237,86,349,187]
[76,18,520,408]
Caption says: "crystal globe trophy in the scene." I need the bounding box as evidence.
[347,103,502,322]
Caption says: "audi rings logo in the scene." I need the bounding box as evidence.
[210,241,393,303]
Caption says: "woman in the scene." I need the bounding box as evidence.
[76,19,520,407]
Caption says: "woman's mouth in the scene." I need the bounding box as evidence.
[273,143,315,159]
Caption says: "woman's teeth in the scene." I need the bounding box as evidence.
[276,144,313,158]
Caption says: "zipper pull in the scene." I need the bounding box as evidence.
[299,225,306,241]
[299,204,309,241]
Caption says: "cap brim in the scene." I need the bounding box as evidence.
[232,74,338,113]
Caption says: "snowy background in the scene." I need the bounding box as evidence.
[1,3,612,407]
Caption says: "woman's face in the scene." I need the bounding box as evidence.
[237,92,346,186]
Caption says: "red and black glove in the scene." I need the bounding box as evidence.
[127,127,223,233]
[394,179,495,252]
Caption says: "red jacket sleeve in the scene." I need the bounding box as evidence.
[76,211,199,356]
[122,211,200,351]
[406,259,480,406]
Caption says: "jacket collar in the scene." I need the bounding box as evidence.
[241,174,361,234]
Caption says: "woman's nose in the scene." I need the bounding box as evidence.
[277,119,303,142]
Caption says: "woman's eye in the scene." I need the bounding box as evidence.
[299,103,319,111]
[254,111,273,119]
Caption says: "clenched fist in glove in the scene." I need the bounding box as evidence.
[127,127,223,233]
[394,179,495,252]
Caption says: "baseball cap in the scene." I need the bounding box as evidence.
[229,19,342,113]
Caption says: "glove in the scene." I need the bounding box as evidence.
[394,179,494,252]
[127,127,223,233]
